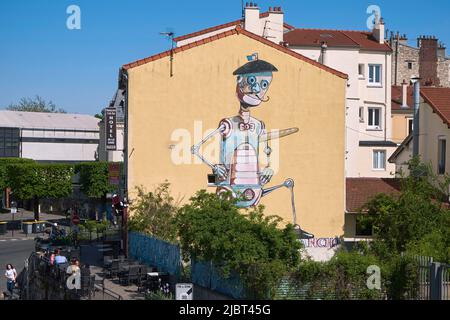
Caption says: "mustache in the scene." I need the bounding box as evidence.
[241,91,271,103]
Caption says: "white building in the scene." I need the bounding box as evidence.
[0,111,100,162]
[173,3,397,178]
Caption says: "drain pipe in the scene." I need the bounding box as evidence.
[412,77,421,156]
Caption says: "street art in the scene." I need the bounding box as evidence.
[192,53,314,239]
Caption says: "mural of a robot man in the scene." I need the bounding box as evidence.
[192,53,314,239]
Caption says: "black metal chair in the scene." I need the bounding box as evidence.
[119,265,140,286]
[108,260,120,279]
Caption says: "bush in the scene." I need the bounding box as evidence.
[128,183,179,243]
[176,190,301,299]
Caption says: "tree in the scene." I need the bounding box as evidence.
[75,162,116,198]
[0,158,35,190]
[361,157,450,263]
[176,190,301,299]
[6,95,66,113]
[6,163,74,220]
[128,183,179,243]
[75,162,117,219]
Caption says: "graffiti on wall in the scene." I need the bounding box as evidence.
[191,53,314,239]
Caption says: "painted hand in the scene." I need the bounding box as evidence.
[260,168,274,185]
[213,164,228,181]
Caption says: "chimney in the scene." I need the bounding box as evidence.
[401,79,409,108]
[320,42,328,66]
[265,5,285,44]
[244,2,261,36]
[372,15,385,44]
[418,35,440,86]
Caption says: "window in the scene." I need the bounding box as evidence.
[359,107,364,122]
[407,62,413,70]
[438,138,446,175]
[0,127,20,158]
[356,216,373,237]
[373,150,386,170]
[368,64,382,86]
[408,118,414,136]
[358,64,365,78]
[368,108,382,129]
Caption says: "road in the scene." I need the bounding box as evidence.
[0,239,35,294]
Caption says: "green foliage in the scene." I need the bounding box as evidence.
[176,190,301,299]
[128,183,178,243]
[361,157,450,263]
[7,95,66,113]
[75,162,116,198]
[0,158,35,190]
[6,163,73,200]
[289,248,385,300]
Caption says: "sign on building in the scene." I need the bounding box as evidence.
[108,163,121,186]
[176,283,194,300]
[105,108,117,151]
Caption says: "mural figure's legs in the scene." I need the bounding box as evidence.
[262,179,314,239]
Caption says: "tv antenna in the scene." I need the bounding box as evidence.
[160,29,176,77]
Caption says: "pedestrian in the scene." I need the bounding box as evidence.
[4,264,17,294]
[54,249,68,265]
[49,249,57,265]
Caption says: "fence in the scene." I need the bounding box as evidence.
[18,252,122,300]
[128,232,181,278]
[407,255,449,300]
[191,260,244,299]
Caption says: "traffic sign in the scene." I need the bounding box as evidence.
[176,283,194,300]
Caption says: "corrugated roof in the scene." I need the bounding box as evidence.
[0,111,100,131]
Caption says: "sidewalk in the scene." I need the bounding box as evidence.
[0,229,44,241]
[0,209,65,222]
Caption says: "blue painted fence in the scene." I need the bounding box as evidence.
[192,260,245,299]
[128,232,181,277]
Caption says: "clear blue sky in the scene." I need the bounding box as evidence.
[1,0,449,115]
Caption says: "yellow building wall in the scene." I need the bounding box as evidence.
[126,34,346,238]
[392,113,413,144]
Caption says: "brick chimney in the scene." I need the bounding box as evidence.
[418,36,440,86]
[372,14,385,44]
[401,79,409,108]
[244,2,261,36]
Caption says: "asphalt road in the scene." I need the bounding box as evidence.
[0,239,35,294]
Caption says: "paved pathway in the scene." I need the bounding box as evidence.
[0,209,65,222]
[90,266,145,300]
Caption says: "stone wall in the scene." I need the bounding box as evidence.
[392,43,420,85]
[438,57,450,88]
[392,40,449,87]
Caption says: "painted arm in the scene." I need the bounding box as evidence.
[191,123,228,179]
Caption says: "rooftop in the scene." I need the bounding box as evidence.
[122,26,348,80]
[346,178,401,213]
[421,87,450,127]
[284,29,392,52]
[0,111,100,131]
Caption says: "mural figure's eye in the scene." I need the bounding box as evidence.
[261,80,269,89]
[237,75,243,84]
[247,76,256,85]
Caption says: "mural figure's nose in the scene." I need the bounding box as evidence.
[252,82,261,94]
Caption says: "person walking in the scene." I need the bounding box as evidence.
[5,264,17,294]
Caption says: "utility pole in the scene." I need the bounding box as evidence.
[412,78,421,157]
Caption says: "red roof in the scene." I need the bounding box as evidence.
[284,29,392,52]
[122,26,348,80]
[173,12,295,43]
[421,87,450,127]
[346,178,401,213]
[391,85,415,111]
